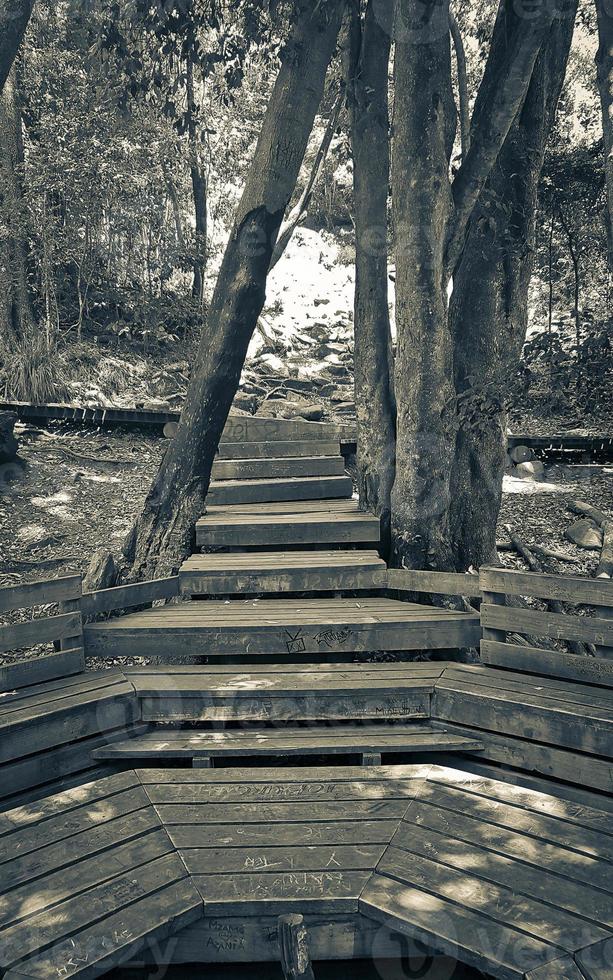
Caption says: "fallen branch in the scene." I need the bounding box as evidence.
[596,522,613,579]
[567,499,607,527]
[530,544,581,564]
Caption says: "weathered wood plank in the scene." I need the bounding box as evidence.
[386,568,481,597]
[211,455,346,481]
[481,603,613,647]
[80,577,179,618]
[168,820,400,849]
[0,649,85,691]
[195,513,380,548]
[0,612,82,654]
[179,844,386,874]
[480,639,613,687]
[207,475,354,506]
[217,440,339,460]
[480,566,613,607]
[0,576,82,614]
[193,870,369,915]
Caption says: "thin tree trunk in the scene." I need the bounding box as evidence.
[186,35,207,306]
[0,0,34,94]
[0,64,35,342]
[595,0,613,274]
[346,0,396,553]
[557,206,581,360]
[449,9,469,159]
[391,0,456,570]
[448,4,577,571]
[163,162,186,252]
[123,0,344,580]
[269,86,343,270]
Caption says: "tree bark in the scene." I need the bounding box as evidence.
[347,0,396,553]
[123,0,345,580]
[269,86,343,270]
[449,10,469,160]
[391,0,456,570]
[186,37,207,306]
[595,0,613,274]
[0,0,34,94]
[0,64,35,342]
[449,4,577,570]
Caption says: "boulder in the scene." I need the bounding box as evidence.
[514,460,545,481]
[0,412,18,464]
[509,444,535,464]
[295,402,325,421]
[565,519,603,550]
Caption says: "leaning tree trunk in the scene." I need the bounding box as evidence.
[347,0,396,553]
[186,37,207,305]
[123,0,345,580]
[0,0,34,94]
[449,4,577,570]
[0,65,35,343]
[595,0,613,274]
[391,0,457,570]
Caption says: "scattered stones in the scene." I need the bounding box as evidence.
[564,519,603,550]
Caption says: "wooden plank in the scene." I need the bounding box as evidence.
[360,874,561,979]
[94,728,481,761]
[387,821,613,929]
[179,844,386,875]
[143,776,426,805]
[481,603,613,647]
[211,455,346,481]
[80,577,179,618]
[376,846,609,951]
[217,440,340,459]
[522,956,588,979]
[195,514,380,548]
[386,568,481,598]
[440,665,613,709]
[0,770,141,832]
[207,475,354,505]
[394,803,613,893]
[574,937,613,978]
[3,878,203,980]
[0,829,174,929]
[154,799,411,824]
[429,721,613,794]
[433,683,613,756]
[220,417,337,443]
[0,852,189,969]
[5,808,162,889]
[168,820,400,849]
[179,564,387,595]
[480,567,613,607]
[0,649,85,691]
[0,576,82,614]
[0,612,82,654]
[192,870,369,915]
[481,639,613,687]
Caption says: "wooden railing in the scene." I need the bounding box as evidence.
[0,574,179,690]
[479,566,613,686]
[385,568,482,598]
[0,575,84,689]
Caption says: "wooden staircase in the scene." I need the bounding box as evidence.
[86,418,481,768]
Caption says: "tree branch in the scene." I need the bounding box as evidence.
[449,9,469,160]
[445,0,556,278]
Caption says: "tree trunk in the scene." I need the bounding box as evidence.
[123,0,344,580]
[186,39,207,305]
[269,86,343,270]
[347,0,396,553]
[0,0,34,94]
[449,10,469,160]
[391,0,456,570]
[448,5,577,570]
[0,64,35,343]
[595,0,613,274]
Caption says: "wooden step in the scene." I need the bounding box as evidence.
[207,474,353,505]
[217,440,340,460]
[92,723,483,766]
[124,661,446,722]
[196,510,381,549]
[83,597,482,660]
[221,417,341,444]
[180,549,386,594]
[211,455,346,481]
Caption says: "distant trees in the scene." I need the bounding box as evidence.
[595,0,613,273]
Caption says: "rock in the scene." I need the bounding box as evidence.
[295,402,325,421]
[313,297,330,306]
[565,519,603,550]
[83,548,118,593]
[256,399,301,419]
[509,444,535,464]
[232,392,258,414]
[163,421,179,440]
[0,412,18,464]
[256,353,289,376]
[514,460,545,481]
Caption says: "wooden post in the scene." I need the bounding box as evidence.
[278,913,315,980]
[361,752,382,766]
